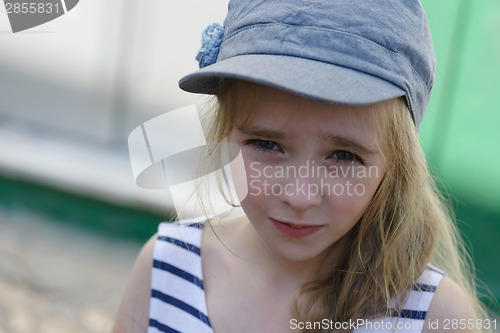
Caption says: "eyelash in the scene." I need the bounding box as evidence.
[245,139,364,164]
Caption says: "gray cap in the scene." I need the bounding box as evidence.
[179,0,436,129]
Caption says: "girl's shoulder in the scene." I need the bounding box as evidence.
[112,233,157,333]
[113,218,212,333]
[402,265,477,333]
[422,274,478,333]
[357,266,476,333]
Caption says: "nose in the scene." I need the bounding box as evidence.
[280,175,322,211]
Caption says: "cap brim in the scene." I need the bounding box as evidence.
[179,54,405,106]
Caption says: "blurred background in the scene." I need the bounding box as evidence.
[0,0,498,332]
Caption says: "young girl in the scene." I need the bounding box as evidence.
[114,0,490,332]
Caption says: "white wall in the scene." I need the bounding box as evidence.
[0,0,228,143]
[0,0,229,211]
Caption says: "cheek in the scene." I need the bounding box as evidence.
[245,168,276,200]
[324,168,382,219]
[238,159,270,206]
[239,181,270,226]
[325,190,370,222]
[242,154,280,197]
[228,148,249,202]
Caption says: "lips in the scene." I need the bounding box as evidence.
[270,218,324,238]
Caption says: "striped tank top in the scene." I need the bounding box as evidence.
[148,220,444,333]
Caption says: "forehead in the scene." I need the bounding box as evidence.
[233,84,383,145]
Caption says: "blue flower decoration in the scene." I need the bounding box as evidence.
[196,23,225,69]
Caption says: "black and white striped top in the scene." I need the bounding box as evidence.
[147,220,444,333]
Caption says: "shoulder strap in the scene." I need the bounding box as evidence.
[353,265,445,333]
[148,221,213,333]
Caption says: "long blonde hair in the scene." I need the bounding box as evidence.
[198,79,488,332]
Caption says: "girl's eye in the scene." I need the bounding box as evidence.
[329,150,362,164]
[257,140,279,150]
[247,140,282,153]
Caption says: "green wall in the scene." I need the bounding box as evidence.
[420,0,500,311]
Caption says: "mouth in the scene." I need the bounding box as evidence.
[269,218,324,238]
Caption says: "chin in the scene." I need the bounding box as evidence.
[274,243,327,263]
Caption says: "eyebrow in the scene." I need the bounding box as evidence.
[325,134,379,155]
[237,126,288,141]
[237,126,379,155]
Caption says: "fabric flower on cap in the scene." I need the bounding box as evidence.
[196,23,225,69]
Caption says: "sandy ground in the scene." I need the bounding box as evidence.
[0,208,144,333]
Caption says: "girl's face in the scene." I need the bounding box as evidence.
[227,85,389,264]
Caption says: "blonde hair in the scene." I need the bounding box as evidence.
[197,79,488,332]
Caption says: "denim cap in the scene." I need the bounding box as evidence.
[179,0,436,129]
